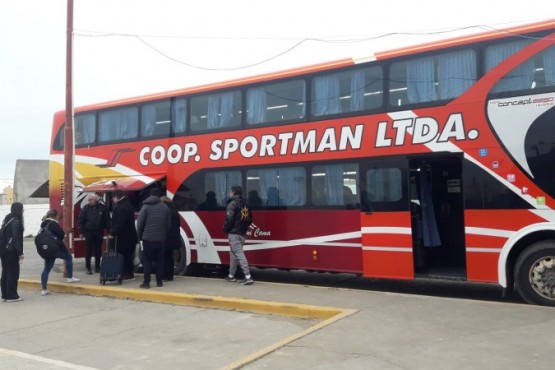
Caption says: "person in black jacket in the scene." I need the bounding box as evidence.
[161,196,180,281]
[40,209,81,296]
[136,188,171,288]
[223,185,254,285]
[109,191,138,280]
[78,194,111,274]
[1,202,25,302]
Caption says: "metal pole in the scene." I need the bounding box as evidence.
[63,0,74,251]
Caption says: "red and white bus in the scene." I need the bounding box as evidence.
[50,19,555,305]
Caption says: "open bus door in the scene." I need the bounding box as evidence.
[360,157,414,280]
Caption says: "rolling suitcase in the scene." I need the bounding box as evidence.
[100,238,124,285]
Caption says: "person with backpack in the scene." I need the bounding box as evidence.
[40,209,81,296]
[1,202,25,302]
[223,185,254,285]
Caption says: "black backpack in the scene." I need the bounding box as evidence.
[34,224,61,260]
[0,219,13,257]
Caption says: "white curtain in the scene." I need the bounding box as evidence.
[543,46,555,86]
[407,57,438,103]
[247,87,267,124]
[350,70,365,112]
[213,171,241,206]
[141,104,157,137]
[325,165,344,205]
[485,40,534,93]
[98,108,138,142]
[313,76,342,116]
[172,98,186,134]
[438,50,477,99]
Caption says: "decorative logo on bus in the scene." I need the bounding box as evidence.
[246,223,271,237]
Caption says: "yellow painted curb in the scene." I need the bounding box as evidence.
[19,279,345,319]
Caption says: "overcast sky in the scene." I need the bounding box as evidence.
[0,0,552,188]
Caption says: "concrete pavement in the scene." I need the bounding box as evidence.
[7,239,555,369]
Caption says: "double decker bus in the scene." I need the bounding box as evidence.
[50,19,555,306]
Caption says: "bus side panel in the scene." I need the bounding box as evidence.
[361,212,414,280]
[464,210,546,282]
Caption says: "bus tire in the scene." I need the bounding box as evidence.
[514,240,555,306]
[174,237,189,276]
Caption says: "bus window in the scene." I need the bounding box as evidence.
[204,170,242,206]
[190,91,242,132]
[364,167,404,211]
[485,39,534,94]
[172,97,187,135]
[389,49,476,106]
[141,100,170,138]
[75,113,96,146]
[311,67,383,117]
[311,163,359,208]
[246,166,306,208]
[98,106,139,143]
[246,80,306,125]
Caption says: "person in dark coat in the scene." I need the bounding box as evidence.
[161,196,181,281]
[78,193,111,274]
[109,190,138,280]
[136,188,171,288]
[40,209,81,296]
[1,202,25,302]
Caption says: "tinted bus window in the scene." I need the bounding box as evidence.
[141,100,170,138]
[311,163,359,208]
[311,67,383,117]
[246,166,306,207]
[98,107,139,143]
[485,40,534,94]
[172,97,187,135]
[204,170,242,206]
[246,80,306,125]
[75,113,96,146]
[190,91,242,132]
[389,49,477,106]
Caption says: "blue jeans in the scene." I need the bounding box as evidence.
[41,248,74,289]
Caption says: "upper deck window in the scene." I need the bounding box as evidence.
[75,113,96,146]
[246,80,306,125]
[488,42,555,94]
[98,106,139,143]
[172,98,187,135]
[485,40,535,93]
[389,49,477,106]
[311,67,383,117]
[141,100,170,138]
[191,91,242,132]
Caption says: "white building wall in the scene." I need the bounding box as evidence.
[0,204,50,236]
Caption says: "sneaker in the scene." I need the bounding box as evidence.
[140,282,150,289]
[224,276,237,282]
[67,277,81,283]
[122,274,135,281]
[156,281,163,287]
[240,278,254,285]
[41,290,50,296]
[85,269,93,275]
[6,297,23,302]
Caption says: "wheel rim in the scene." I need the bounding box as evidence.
[528,255,555,301]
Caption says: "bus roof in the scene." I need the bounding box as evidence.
[71,18,555,114]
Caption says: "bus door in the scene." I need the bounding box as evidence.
[360,158,414,280]
[408,154,466,279]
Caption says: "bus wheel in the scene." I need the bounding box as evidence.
[514,240,555,306]
[174,238,189,276]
